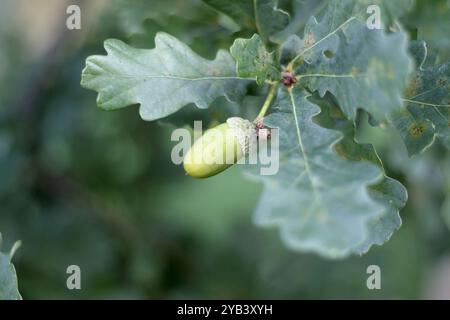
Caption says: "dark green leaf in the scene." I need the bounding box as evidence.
[202,0,290,43]
[403,0,450,60]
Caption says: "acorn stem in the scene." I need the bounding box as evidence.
[256,84,278,120]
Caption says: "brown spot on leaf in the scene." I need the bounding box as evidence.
[334,144,348,160]
[438,78,448,86]
[304,32,315,48]
[409,122,427,137]
[404,74,421,97]
[329,105,344,119]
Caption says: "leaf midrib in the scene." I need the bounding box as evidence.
[85,73,253,82]
[288,89,320,197]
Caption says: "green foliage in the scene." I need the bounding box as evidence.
[403,0,450,60]
[390,40,450,155]
[79,0,450,258]
[281,1,411,121]
[247,88,406,257]
[81,33,250,121]
[202,0,290,44]
[313,95,406,254]
[1,0,450,299]
[230,34,279,85]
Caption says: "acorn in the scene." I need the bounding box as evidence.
[183,117,256,178]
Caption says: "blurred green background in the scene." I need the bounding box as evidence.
[0,0,449,299]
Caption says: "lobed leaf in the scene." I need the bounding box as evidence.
[276,0,413,46]
[230,34,280,85]
[81,32,252,121]
[246,87,404,258]
[281,0,412,121]
[312,96,406,254]
[390,41,450,156]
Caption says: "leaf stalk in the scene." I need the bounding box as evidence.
[256,84,278,120]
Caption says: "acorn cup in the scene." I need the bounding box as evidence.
[183,117,256,178]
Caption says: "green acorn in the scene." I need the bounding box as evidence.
[183,117,256,178]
